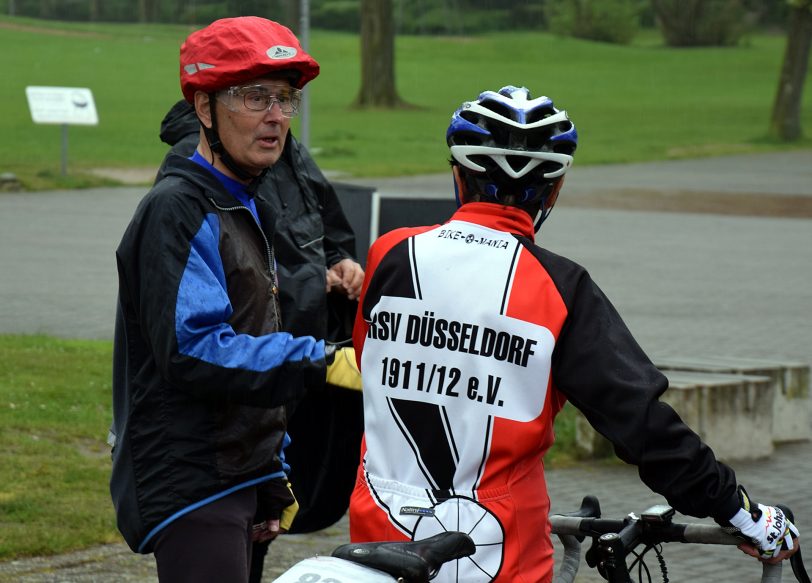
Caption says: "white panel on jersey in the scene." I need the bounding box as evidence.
[361,220,555,490]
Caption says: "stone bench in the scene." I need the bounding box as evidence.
[659,370,774,460]
[574,369,775,462]
[656,356,811,444]
[573,357,810,462]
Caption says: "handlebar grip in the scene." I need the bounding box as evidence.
[552,534,581,583]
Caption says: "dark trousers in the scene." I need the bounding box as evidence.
[154,487,257,583]
[248,539,271,583]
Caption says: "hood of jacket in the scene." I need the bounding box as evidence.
[160,99,200,147]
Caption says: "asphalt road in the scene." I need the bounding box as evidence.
[1,150,810,367]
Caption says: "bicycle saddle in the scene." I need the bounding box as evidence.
[331,531,476,583]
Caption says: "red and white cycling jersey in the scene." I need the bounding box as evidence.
[349,202,739,583]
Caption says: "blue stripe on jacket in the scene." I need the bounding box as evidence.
[175,213,325,370]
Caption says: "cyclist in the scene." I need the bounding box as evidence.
[110,17,329,583]
[348,85,800,582]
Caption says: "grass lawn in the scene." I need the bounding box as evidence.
[0,333,581,559]
[1,16,810,189]
[0,335,119,559]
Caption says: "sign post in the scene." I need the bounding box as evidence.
[25,86,99,176]
[299,0,311,149]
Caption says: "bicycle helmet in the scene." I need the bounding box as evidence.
[180,16,319,103]
[447,85,577,227]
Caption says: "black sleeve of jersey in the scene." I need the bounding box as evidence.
[536,247,740,521]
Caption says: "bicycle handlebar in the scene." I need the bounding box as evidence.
[550,496,808,583]
[551,515,743,545]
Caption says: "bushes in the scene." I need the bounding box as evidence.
[652,0,749,47]
[312,1,360,32]
[545,0,645,45]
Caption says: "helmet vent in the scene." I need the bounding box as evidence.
[526,106,556,125]
[554,142,576,156]
[453,130,486,147]
[506,155,527,173]
[479,99,515,122]
[459,109,481,125]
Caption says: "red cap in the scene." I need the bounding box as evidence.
[179,16,320,103]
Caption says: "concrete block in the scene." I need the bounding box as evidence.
[656,356,811,443]
[573,369,776,462]
[661,370,775,461]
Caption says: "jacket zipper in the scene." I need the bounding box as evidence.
[208,198,282,331]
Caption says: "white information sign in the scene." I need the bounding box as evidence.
[25,86,99,125]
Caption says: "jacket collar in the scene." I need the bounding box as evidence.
[450,202,535,239]
[161,153,245,208]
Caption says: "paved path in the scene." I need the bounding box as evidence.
[2,439,809,582]
[1,151,810,582]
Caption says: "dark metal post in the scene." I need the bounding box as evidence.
[61,124,68,176]
[299,0,310,149]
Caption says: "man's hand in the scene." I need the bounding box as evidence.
[252,518,282,543]
[252,480,299,543]
[326,258,364,300]
[729,487,800,564]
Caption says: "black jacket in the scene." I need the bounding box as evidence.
[152,101,364,534]
[111,155,327,553]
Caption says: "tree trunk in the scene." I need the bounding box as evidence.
[355,0,404,108]
[138,0,156,22]
[769,2,812,141]
[174,0,188,22]
[286,0,301,34]
[39,0,52,19]
[89,0,100,21]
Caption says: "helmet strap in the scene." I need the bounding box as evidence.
[533,207,551,233]
[455,165,560,233]
[451,164,467,207]
[202,94,268,193]
[533,179,564,233]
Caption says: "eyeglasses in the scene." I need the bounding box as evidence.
[220,84,302,118]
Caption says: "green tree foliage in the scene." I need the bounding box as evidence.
[652,0,748,46]
[5,0,549,33]
[6,0,287,23]
[2,0,794,35]
[743,0,792,28]
[312,0,360,32]
[545,0,645,44]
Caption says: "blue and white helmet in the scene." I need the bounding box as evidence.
[446,86,577,223]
